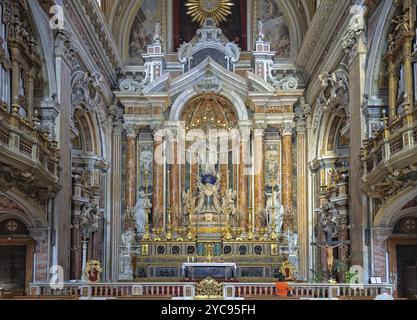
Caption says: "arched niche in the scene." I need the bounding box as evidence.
[169,87,248,122]
[180,93,238,132]
[72,106,101,156]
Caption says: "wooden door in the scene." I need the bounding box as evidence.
[401,266,417,300]
[0,239,34,296]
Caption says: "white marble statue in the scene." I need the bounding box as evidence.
[153,22,161,42]
[119,229,135,279]
[182,189,195,216]
[257,18,264,40]
[265,186,284,234]
[222,188,237,224]
[134,191,151,235]
[287,231,298,256]
[121,228,135,254]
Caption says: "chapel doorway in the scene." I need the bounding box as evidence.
[396,245,417,300]
[387,216,417,299]
[0,219,34,296]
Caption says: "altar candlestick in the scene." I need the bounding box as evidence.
[189,160,192,194]
[167,169,170,207]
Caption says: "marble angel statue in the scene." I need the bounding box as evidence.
[222,188,238,225]
[182,189,196,216]
[265,185,284,234]
[134,190,152,235]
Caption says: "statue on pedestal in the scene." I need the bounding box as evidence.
[134,190,152,235]
[265,185,284,234]
[119,228,135,279]
[221,188,237,225]
[195,164,222,214]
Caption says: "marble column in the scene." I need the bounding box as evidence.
[27,69,35,120]
[403,33,414,107]
[125,127,137,230]
[254,128,265,230]
[296,121,308,279]
[282,124,293,231]
[152,137,164,230]
[387,56,399,121]
[10,46,20,114]
[169,141,180,229]
[239,130,249,232]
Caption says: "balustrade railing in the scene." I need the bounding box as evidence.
[361,108,417,176]
[0,108,59,178]
[223,283,394,299]
[28,282,393,300]
[29,282,195,299]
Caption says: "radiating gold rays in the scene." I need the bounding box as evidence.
[185,0,234,26]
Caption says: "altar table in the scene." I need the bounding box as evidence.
[182,263,237,281]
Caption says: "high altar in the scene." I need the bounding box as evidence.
[115,14,305,281]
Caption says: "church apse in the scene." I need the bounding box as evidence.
[116,1,304,282]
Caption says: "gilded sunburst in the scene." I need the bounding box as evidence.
[185,0,234,26]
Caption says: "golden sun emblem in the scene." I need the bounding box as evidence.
[186,0,234,26]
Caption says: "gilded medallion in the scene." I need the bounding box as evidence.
[185,0,234,25]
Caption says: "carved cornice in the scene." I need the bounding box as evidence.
[63,0,123,98]
[0,162,60,204]
[296,0,350,82]
[363,160,417,203]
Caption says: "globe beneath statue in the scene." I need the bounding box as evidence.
[201,173,217,185]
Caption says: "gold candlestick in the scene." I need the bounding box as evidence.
[142,171,151,241]
[166,208,173,240]
[248,207,254,241]
[187,208,195,240]
[269,168,278,241]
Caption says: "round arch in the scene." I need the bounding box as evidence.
[169,88,248,122]
[374,187,417,228]
[365,1,396,98]
[0,192,48,229]
[72,106,102,156]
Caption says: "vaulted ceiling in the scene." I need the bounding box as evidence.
[97,0,319,62]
